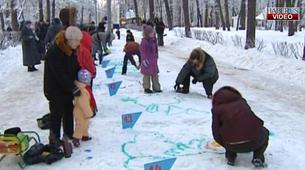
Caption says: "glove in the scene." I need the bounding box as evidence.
[192,78,197,84]
[73,87,81,97]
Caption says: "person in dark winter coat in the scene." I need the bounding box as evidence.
[140,25,162,93]
[126,30,135,42]
[116,29,120,39]
[174,48,218,98]
[44,18,62,46]
[88,21,96,35]
[122,38,141,75]
[211,86,269,167]
[21,21,41,72]
[155,18,165,46]
[91,23,108,64]
[44,26,82,147]
[36,21,49,58]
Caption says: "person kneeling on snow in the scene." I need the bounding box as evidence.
[72,69,97,147]
[174,48,218,99]
[211,86,269,167]
[122,38,141,75]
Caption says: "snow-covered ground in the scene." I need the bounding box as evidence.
[1,29,305,170]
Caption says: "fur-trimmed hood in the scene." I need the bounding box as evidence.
[55,31,74,56]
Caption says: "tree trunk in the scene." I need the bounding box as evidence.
[0,10,4,32]
[215,0,226,31]
[215,10,220,30]
[164,0,173,30]
[11,0,19,31]
[195,0,202,27]
[149,0,155,20]
[182,0,191,37]
[46,0,51,21]
[224,0,230,31]
[240,0,246,30]
[286,0,295,36]
[52,0,56,19]
[107,0,112,32]
[134,0,140,25]
[39,0,44,21]
[178,2,182,27]
[204,2,209,27]
[245,0,256,49]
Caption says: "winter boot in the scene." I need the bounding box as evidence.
[252,158,265,168]
[226,157,235,166]
[72,138,80,147]
[62,135,73,158]
[49,132,61,148]
[82,136,92,141]
[144,89,153,94]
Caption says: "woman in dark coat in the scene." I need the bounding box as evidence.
[44,26,82,148]
[174,48,218,98]
[211,86,269,167]
[21,21,41,72]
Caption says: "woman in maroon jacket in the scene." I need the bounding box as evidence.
[211,86,269,167]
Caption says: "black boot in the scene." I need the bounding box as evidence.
[144,89,153,93]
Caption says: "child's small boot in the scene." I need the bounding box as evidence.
[72,138,80,147]
[82,136,92,141]
[62,135,73,158]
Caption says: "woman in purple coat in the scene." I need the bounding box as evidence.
[140,25,162,93]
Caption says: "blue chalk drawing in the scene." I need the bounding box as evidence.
[101,60,110,68]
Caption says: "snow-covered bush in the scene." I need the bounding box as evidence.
[231,35,243,48]
[256,39,267,52]
[271,42,303,59]
[0,32,20,50]
[192,29,224,45]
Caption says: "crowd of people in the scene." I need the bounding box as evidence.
[18,7,269,168]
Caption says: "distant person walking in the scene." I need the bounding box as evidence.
[20,21,41,72]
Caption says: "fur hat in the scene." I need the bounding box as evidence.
[143,25,154,37]
[65,26,82,40]
[59,7,77,27]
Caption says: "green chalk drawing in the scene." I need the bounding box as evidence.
[121,132,211,170]
[146,104,159,113]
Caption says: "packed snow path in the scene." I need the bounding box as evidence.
[1,30,305,170]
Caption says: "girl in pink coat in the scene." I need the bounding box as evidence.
[140,25,162,93]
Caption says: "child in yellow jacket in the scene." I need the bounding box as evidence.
[72,69,96,147]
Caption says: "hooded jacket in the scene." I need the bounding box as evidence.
[211,87,264,144]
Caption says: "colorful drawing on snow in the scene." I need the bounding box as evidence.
[107,81,122,96]
[101,60,110,68]
[121,96,207,116]
[105,67,116,79]
[122,112,142,129]
[144,158,176,170]
[121,132,217,170]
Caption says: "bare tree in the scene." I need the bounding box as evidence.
[11,0,18,31]
[52,0,55,19]
[204,1,209,27]
[182,0,191,37]
[46,0,51,21]
[215,0,226,30]
[245,0,256,49]
[39,0,43,21]
[286,0,295,36]
[134,0,140,25]
[195,0,202,27]
[164,0,173,30]
[149,0,155,20]
[80,5,84,26]
[107,0,112,32]
[215,10,220,29]
[239,0,246,30]
[224,0,230,31]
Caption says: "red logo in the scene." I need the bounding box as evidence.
[266,7,300,21]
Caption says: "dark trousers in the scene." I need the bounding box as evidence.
[49,99,74,139]
[225,127,269,162]
[303,46,305,60]
[122,51,141,75]
[182,73,215,96]
[157,33,164,46]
